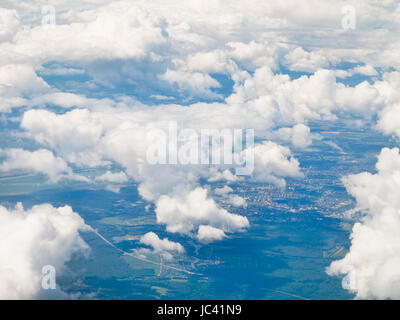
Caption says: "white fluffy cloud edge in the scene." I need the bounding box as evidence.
[0,203,90,299]
[327,148,400,299]
[0,0,399,299]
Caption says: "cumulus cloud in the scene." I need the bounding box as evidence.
[28,92,95,109]
[213,186,246,207]
[21,108,105,166]
[96,170,129,193]
[377,104,400,138]
[197,225,226,243]
[350,65,379,77]
[0,148,81,183]
[214,185,233,196]
[139,232,184,260]
[38,66,85,76]
[246,141,302,187]
[274,124,313,148]
[0,8,19,42]
[336,81,383,113]
[185,50,233,74]
[283,47,332,72]
[327,148,400,299]
[155,187,249,237]
[208,169,239,183]
[227,194,246,207]
[96,170,128,183]
[0,64,49,112]
[2,1,165,63]
[159,69,221,99]
[0,203,90,299]
[0,64,48,94]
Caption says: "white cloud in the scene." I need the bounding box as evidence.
[186,50,232,74]
[275,124,312,148]
[0,64,49,112]
[0,203,90,299]
[21,108,105,166]
[283,47,332,72]
[214,185,233,196]
[159,69,221,99]
[0,8,19,42]
[39,67,85,76]
[213,186,246,207]
[351,65,379,77]
[28,92,92,109]
[228,194,246,207]
[247,141,302,187]
[0,64,49,95]
[0,148,78,183]
[375,72,400,107]
[2,1,165,63]
[208,169,239,183]
[97,170,129,193]
[155,187,249,238]
[140,231,184,259]
[377,104,400,139]
[227,41,284,71]
[197,225,226,243]
[227,68,340,124]
[336,81,383,113]
[327,148,400,299]
[96,170,128,183]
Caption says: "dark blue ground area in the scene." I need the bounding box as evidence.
[0,184,351,299]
